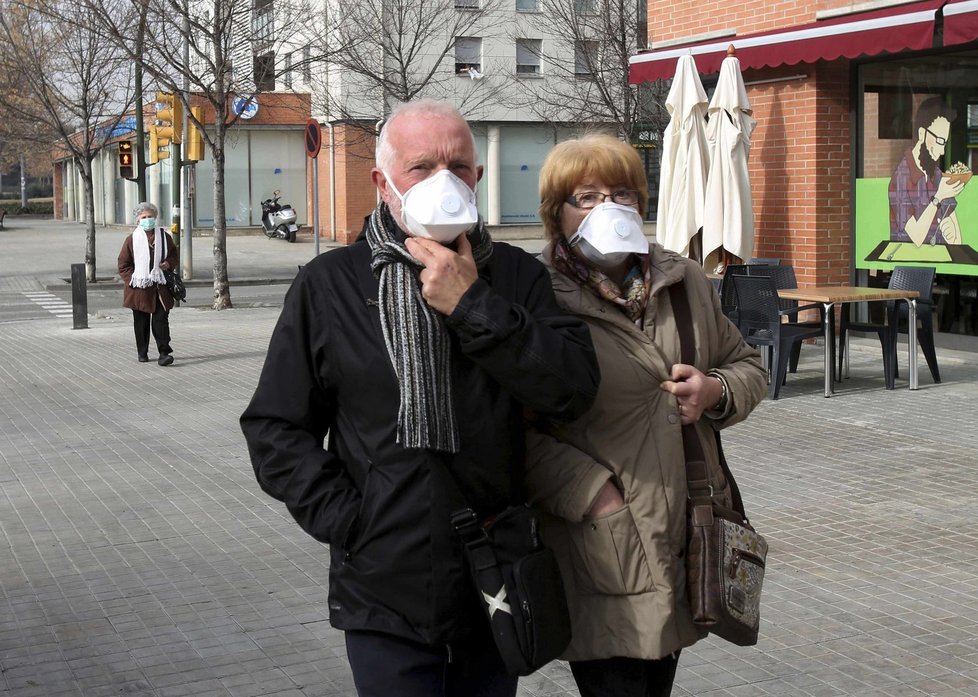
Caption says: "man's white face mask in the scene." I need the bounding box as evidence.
[385,169,479,243]
[568,202,648,269]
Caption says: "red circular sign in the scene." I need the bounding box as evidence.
[305,118,322,159]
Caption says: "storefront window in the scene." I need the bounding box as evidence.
[857,51,978,334]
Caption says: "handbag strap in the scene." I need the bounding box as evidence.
[450,507,527,672]
[668,280,748,519]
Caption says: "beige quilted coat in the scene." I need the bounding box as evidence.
[526,242,767,661]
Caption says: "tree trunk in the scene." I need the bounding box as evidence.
[80,157,98,282]
[211,126,231,309]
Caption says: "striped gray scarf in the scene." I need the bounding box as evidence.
[366,204,493,453]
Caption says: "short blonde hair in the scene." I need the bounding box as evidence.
[538,134,649,241]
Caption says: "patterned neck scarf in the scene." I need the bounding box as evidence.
[552,237,652,323]
[365,204,493,452]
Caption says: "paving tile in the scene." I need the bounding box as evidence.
[2,288,978,696]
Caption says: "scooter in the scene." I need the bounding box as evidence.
[260,190,299,242]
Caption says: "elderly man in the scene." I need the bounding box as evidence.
[240,99,599,697]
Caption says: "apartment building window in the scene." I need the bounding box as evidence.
[455,37,482,75]
[456,0,479,8]
[573,0,596,14]
[516,0,539,11]
[284,52,292,89]
[254,51,275,91]
[253,0,274,48]
[574,40,597,76]
[516,39,541,76]
[303,45,312,82]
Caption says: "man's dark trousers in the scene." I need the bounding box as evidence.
[345,629,517,697]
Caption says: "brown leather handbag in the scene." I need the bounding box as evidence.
[670,281,768,647]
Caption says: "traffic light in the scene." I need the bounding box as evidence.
[185,106,205,162]
[155,91,182,144]
[118,140,135,179]
[148,124,169,164]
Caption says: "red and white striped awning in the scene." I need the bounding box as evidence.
[630,0,945,84]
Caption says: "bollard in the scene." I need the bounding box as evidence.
[70,263,88,330]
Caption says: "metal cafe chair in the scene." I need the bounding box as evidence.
[732,274,823,400]
[837,266,940,388]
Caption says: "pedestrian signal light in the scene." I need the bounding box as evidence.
[185,106,205,162]
[155,91,182,144]
[118,140,135,179]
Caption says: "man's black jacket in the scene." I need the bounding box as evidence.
[240,237,599,647]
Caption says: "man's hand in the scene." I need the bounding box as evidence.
[939,216,961,244]
[405,233,478,315]
[659,363,723,425]
[584,479,625,519]
[935,176,965,203]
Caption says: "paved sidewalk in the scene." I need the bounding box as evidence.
[3,219,978,696]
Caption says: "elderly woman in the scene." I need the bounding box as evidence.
[526,134,767,697]
[117,202,178,365]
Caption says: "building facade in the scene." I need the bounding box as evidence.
[631,0,978,337]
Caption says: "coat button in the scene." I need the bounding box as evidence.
[668,414,679,424]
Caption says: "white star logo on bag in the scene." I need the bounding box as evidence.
[483,587,511,619]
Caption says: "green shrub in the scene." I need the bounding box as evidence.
[0,199,54,215]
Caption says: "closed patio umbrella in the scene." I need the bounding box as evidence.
[702,45,756,271]
[656,53,710,260]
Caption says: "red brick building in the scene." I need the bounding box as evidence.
[631,0,978,335]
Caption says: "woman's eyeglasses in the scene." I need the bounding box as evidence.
[565,189,640,209]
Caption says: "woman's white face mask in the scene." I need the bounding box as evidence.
[385,169,479,243]
[138,217,157,231]
[567,202,648,269]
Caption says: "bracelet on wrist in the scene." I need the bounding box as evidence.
[707,371,728,412]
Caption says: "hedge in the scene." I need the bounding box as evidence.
[0,199,54,215]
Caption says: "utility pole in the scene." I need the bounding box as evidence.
[181,0,193,279]
[134,0,149,202]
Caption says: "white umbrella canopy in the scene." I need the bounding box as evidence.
[702,46,757,269]
[656,53,710,259]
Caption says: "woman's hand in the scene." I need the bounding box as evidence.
[160,260,171,271]
[660,363,723,425]
[585,479,625,519]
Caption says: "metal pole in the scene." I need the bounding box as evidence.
[313,157,320,256]
[70,263,88,330]
[181,0,193,279]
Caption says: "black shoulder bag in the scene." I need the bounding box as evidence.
[669,280,768,647]
[451,503,572,676]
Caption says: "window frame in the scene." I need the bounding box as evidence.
[455,36,482,75]
[516,39,542,77]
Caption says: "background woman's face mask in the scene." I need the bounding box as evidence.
[138,217,157,231]
[568,202,648,269]
[386,169,479,243]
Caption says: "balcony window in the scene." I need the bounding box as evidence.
[516,0,538,10]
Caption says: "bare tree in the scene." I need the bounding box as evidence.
[310,0,511,134]
[83,0,315,309]
[512,0,666,142]
[0,0,135,281]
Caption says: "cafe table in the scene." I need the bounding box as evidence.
[776,286,920,397]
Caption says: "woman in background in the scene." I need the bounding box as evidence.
[117,202,178,365]
[526,134,766,696]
